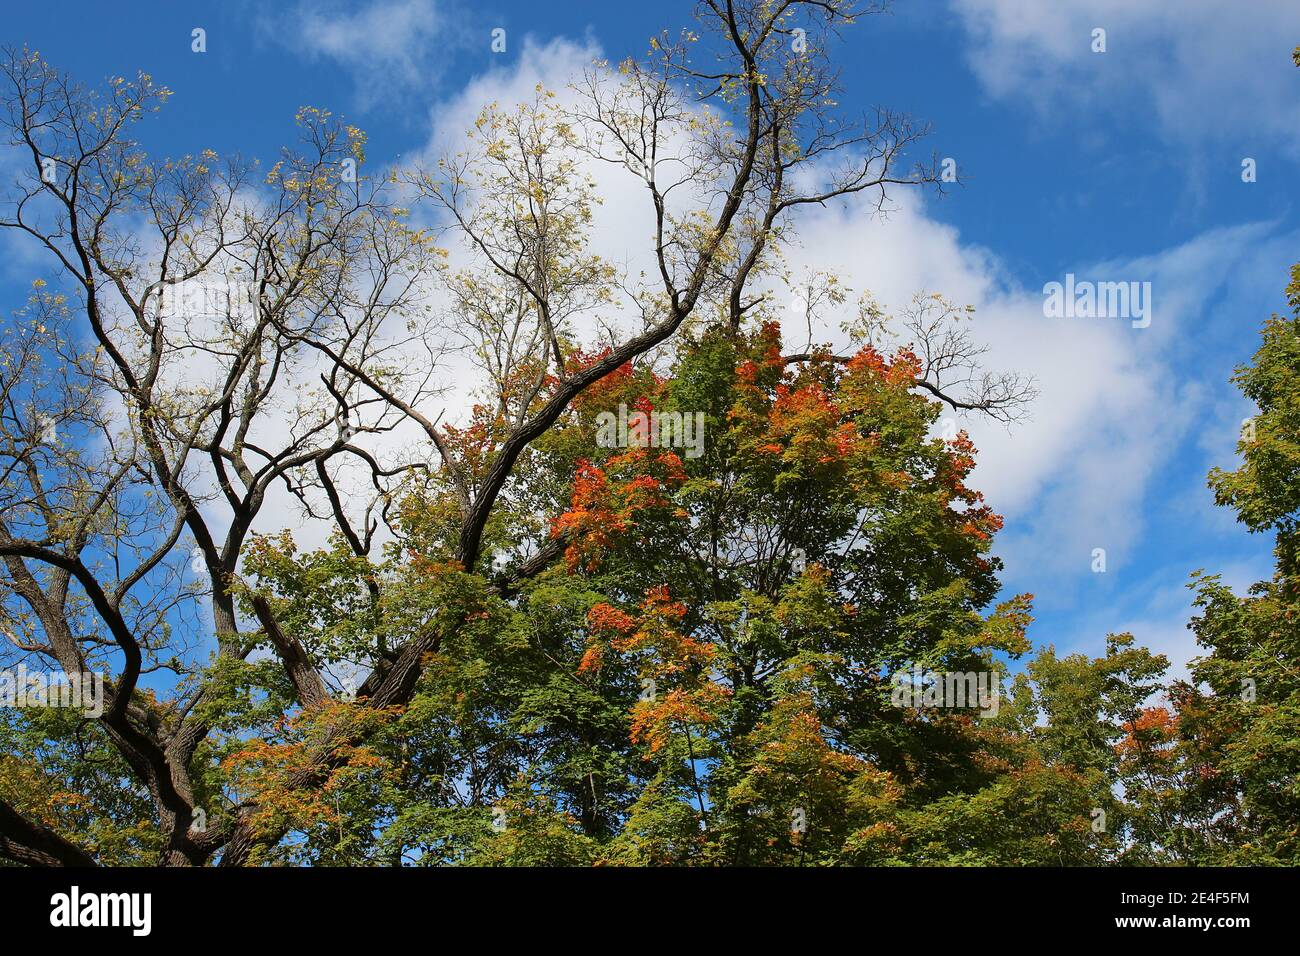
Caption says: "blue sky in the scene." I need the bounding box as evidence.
[3,0,1298,680]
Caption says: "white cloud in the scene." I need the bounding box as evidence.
[261,0,457,106]
[950,0,1300,155]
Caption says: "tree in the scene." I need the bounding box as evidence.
[1163,258,1300,865]
[0,1,1002,866]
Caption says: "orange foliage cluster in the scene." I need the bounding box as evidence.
[565,348,666,413]
[551,449,686,571]
[577,601,637,676]
[566,348,630,408]
[631,686,729,754]
[222,701,400,836]
[582,586,712,678]
[441,404,505,478]
[940,431,1005,543]
[1116,706,1180,758]
[606,585,713,675]
[761,382,864,464]
[580,586,730,755]
[842,344,921,387]
[730,334,930,486]
[763,705,865,775]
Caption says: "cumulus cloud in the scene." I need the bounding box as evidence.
[950,0,1300,155]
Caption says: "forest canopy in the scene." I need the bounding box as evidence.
[0,0,1296,867]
